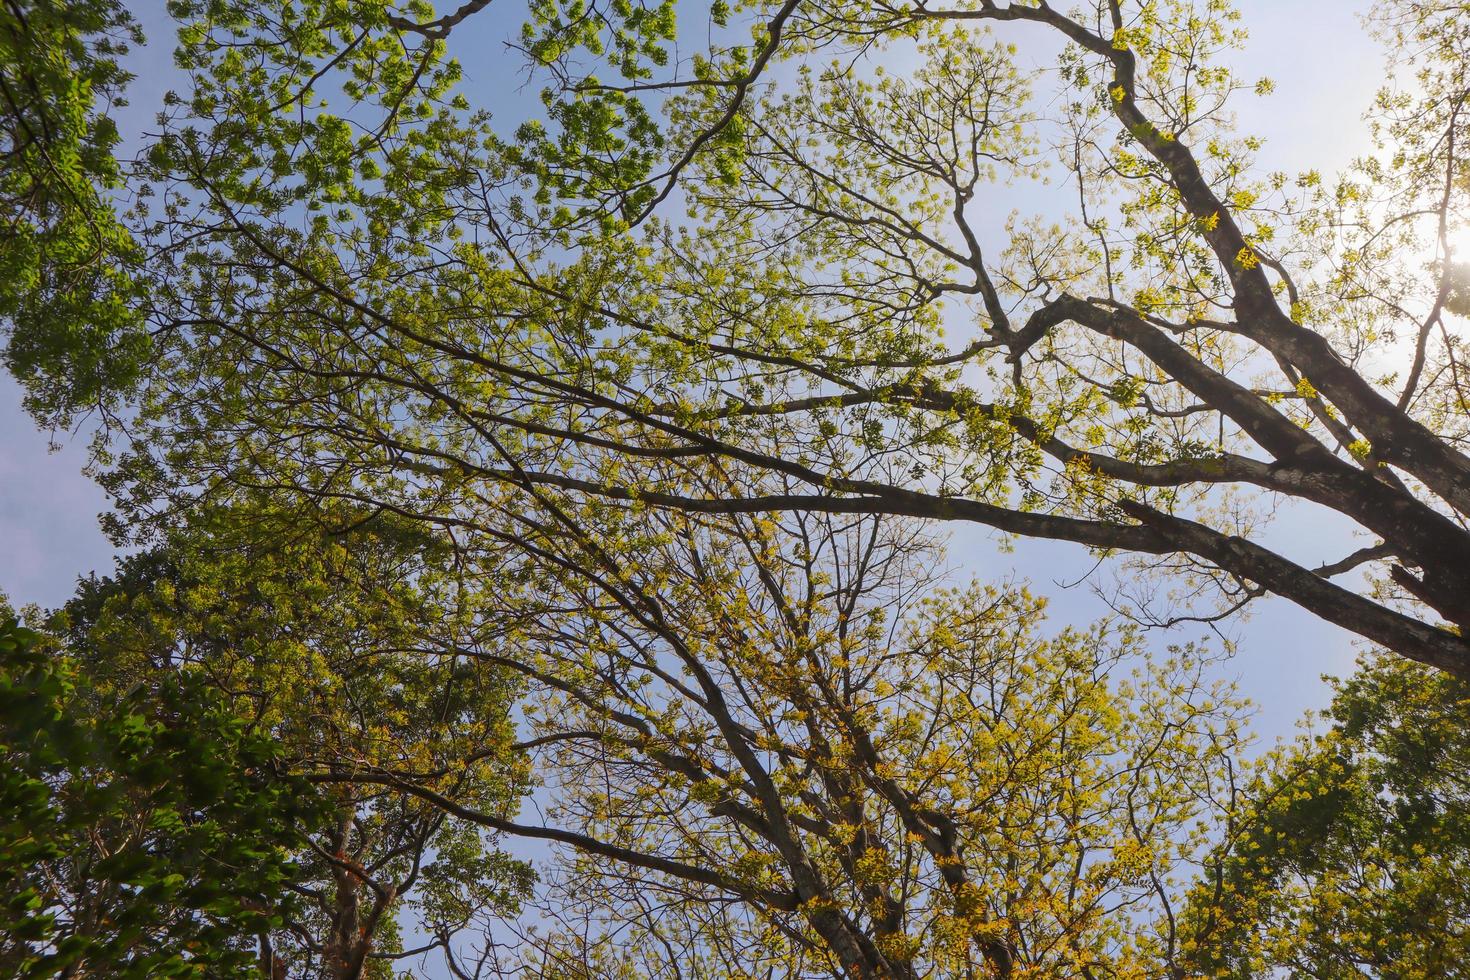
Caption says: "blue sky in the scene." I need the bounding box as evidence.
[0,0,1386,742]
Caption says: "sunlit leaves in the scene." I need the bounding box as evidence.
[0,0,148,425]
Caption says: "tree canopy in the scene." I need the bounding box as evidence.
[2,500,532,978]
[0,613,321,978]
[0,0,148,424]
[3,0,1470,976]
[6,0,1456,676]
[1183,654,1470,977]
[485,504,1248,977]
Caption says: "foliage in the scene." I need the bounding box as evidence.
[60,500,534,977]
[6,0,1470,973]
[382,482,1250,978]
[0,0,147,424]
[0,614,322,978]
[1182,654,1470,978]
[25,0,1458,684]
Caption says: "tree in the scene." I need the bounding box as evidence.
[1181,653,1470,978]
[30,0,1462,682]
[0,612,323,978]
[0,0,148,425]
[4,2,1470,972]
[59,500,534,978]
[309,468,1247,979]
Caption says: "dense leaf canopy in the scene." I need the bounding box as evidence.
[1183,655,1470,977]
[0,614,321,978]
